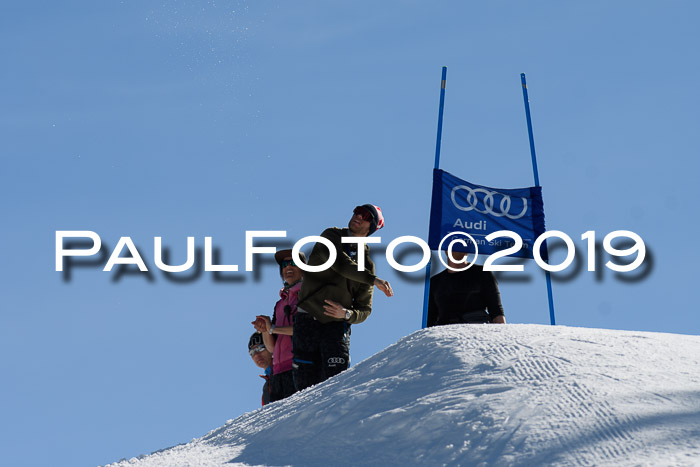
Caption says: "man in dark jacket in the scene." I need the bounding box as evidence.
[427,250,506,327]
[293,204,393,391]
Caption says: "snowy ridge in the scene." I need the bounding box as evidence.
[107,324,700,466]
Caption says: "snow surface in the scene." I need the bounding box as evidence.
[105,324,700,466]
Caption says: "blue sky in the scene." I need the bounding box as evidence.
[1,1,699,466]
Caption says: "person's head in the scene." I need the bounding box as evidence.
[274,249,305,285]
[248,332,272,369]
[445,249,472,272]
[348,204,384,237]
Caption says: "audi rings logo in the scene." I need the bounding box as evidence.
[451,185,528,219]
[327,357,346,366]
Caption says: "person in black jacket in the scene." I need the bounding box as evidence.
[248,332,272,406]
[427,250,506,327]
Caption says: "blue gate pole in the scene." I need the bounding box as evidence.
[422,66,447,328]
[520,73,556,326]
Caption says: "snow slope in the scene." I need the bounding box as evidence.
[106,324,700,466]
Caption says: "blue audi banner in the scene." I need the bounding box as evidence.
[428,169,546,259]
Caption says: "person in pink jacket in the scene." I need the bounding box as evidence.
[252,249,306,402]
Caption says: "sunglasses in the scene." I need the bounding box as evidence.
[248,344,266,357]
[353,206,373,222]
[280,259,297,268]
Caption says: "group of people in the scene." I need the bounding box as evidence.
[247,204,506,406]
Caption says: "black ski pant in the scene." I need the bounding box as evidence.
[269,370,296,403]
[292,312,350,391]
